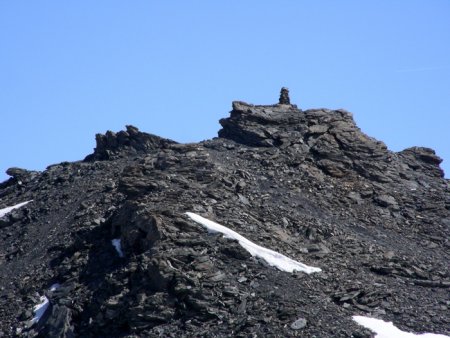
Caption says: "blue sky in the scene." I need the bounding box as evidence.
[1,1,449,182]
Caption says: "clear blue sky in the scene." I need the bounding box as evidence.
[1,1,449,182]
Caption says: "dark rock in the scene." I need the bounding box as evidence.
[374,194,400,210]
[85,125,176,161]
[402,147,443,165]
[317,159,347,178]
[111,202,161,254]
[6,167,39,182]
[41,304,74,338]
[220,241,252,260]
[0,215,12,229]
[279,87,291,105]
[399,147,444,177]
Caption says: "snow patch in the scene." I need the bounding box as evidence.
[0,200,32,218]
[30,296,50,325]
[185,212,321,274]
[30,283,60,326]
[353,316,449,338]
[49,283,61,292]
[112,238,124,257]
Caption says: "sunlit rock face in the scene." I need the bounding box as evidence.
[0,89,448,337]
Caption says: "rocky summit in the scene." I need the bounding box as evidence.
[0,89,449,338]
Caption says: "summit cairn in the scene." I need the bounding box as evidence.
[279,87,290,105]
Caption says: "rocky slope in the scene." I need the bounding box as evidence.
[0,89,449,337]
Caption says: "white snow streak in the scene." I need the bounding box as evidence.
[185,212,321,274]
[353,316,449,338]
[0,200,32,218]
[49,283,61,292]
[112,239,124,257]
[30,296,50,325]
[29,284,60,325]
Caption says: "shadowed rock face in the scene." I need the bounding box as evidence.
[0,92,449,337]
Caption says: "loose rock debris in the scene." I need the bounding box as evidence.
[0,90,448,337]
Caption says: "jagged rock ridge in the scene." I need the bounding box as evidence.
[84,125,176,161]
[0,89,448,337]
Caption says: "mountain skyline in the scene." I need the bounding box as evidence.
[1,1,449,181]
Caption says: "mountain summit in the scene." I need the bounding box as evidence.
[0,89,448,337]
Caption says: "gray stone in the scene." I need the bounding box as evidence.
[291,317,307,330]
[375,194,399,210]
[308,125,329,134]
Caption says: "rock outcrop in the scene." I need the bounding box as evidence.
[0,90,448,337]
[84,125,176,161]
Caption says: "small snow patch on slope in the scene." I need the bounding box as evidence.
[29,284,60,326]
[112,239,124,257]
[353,316,449,338]
[185,212,321,274]
[49,283,60,292]
[30,296,50,325]
[0,200,32,218]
